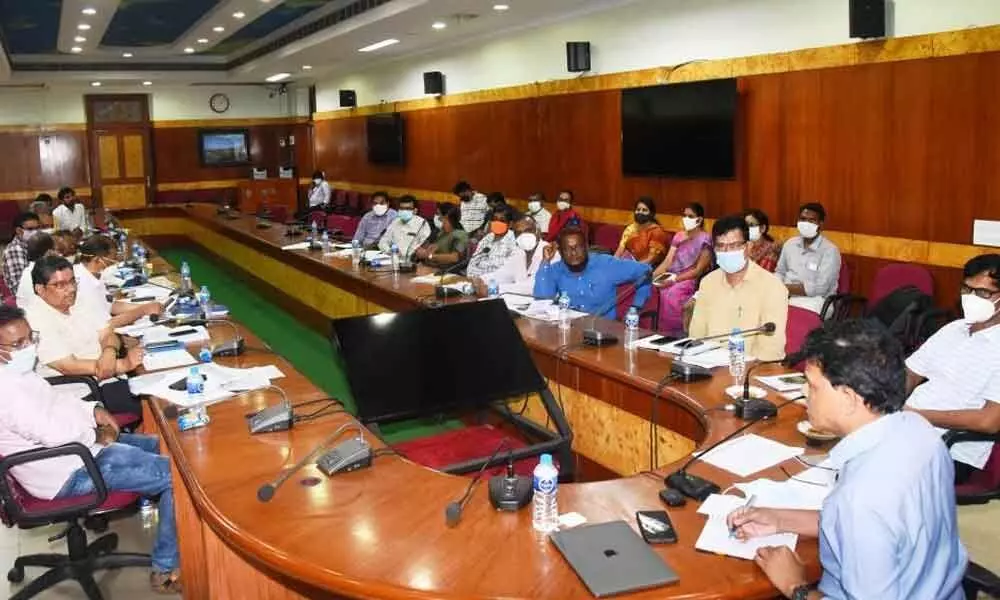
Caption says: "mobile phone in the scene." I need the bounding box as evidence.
[168,328,197,338]
[676,339,703,350]
[635,511,677,544]
[649,336,678,346]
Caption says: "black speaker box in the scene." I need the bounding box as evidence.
[423,71,445,95]
[339,89,357,108]
[850,0,886,39]
[566,41,591,73]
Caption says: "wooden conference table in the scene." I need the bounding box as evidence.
[128,205,823,600]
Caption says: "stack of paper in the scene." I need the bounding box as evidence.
[694,494,798,559]
[698,434,804,477]
[282,242,312,251]
[141,325,211,345]
[142,348,197,372]
[511,299,588,322]
[115,316,155,337]
[129,363,285,406]
[658,338,724,356]
[412,273,462,285]
[755,373,807,393]
[122,284,173,303]
[147,276,177,290]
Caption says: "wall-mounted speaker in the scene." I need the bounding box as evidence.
[849,0,886,39]
[339,89,357,108]
[423,71,445,95]
[566,41,591,73]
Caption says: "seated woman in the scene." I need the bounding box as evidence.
[614,196,669,267]
[652,202,713,336]
[744,208,781,272]
[413,204,468,268]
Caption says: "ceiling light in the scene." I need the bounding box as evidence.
[142,81,153,86]
[74,36,86,43]
[358,38,399,52]
[493,4,510,10]
[197,38,209,44]
[302,65,313,70]
[81,7,97,15]
[265,73,291,82]
[70,46,83,53]
[91,82,101,87]
[77,23,91,30]
[432,21,447,30]
[233,11,246,19]
[122,52,133,58]
[213,26,225,32]
[184,47,196,54]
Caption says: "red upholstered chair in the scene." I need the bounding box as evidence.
[417,200,437,220]
[326,214,358,239]
[785,306,822,358]
[307,210,326,230]
[590,223,625,254]
[615,284,660,331]
[0,277,14,307]
[268,205,289,225]
[867,263,934,310]
[0,443,149,600]
[946,431,1000,505]
[45,376,141,433]
[821,261,865,321]
[346,191,362,214]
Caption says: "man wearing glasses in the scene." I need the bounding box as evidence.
[688,214,789,361]
[905,253,1000,483]
[2,212,41,295]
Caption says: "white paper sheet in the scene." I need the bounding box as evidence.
[411,273,462,285]
[755,373,808,393]
[142,348,197,372]
[115,316,155,337]
[122,284,172,303]
[147,276,177,290]
[141,325,210,345]
[282,242,311,251]
[698,434,804,477]
[658,338,724,356]
[512,299,588,322]
[499,293,535,311]
[129,363,285,403]
[695,512,798,560]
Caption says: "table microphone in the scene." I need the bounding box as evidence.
[670,322,777,383]
[736,354,800,421]
[582,270,653,347]
[257,421,363,502]
[664,396,799,501]
[445,439,509,527]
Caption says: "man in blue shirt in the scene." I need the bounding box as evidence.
[728,319,966,600]
[533,227,651,319]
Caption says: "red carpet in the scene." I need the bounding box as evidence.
[392,425,545,478]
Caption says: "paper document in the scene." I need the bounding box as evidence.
[129,362,285,406]
[658,338,724,356]
[332,243,354,250]
[123,284,172,303]
[499,293,535,311]
[755,373,808,393]
[680,349,741,370]
[141,325,210,345]
[115,316,155,337]
[411,273,460,285]
[695,511,798,560]
[282,242,311,251]
[698,434,804,477]
[147,276,177,290]
[142,348,196,372]
[512,299,587,322]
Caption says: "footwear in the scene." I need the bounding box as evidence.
[150,569,182,594]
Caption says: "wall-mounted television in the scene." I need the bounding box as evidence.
[621,78,738,179]
[198,129,251,167]
[366,113,405,166]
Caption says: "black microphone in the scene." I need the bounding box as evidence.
[445,439,509,527]
[737,355,797,421]
[582,269,654,347]
[398,218,428,274]
[432,257,473,301]
[671,322,778,383]
[257,421,363,502]
[664,396,799,501]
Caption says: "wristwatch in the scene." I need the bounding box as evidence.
[790,584,811,600]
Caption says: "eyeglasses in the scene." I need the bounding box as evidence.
[714,242,746,253]
[0,330,39,351]
[45,278,78,291]
[961,284,999,300]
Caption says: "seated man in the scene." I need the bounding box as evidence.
[52,187,88,233]
[413,204,468,268]
[454,180,489,234]
[352,191,397,248]
[0,305,180,593]
[77,235,161,325]
[775,202,841,315]
[905,253,1000,482]
[688,215,789,361]
[728,319,966,600]
[525,192,552,236]
[534,227,651,319]
[476,215,557,296]
[466,205,519,280]
[2,212,40,295]
[377,195,431,259]
[16,230,77,307]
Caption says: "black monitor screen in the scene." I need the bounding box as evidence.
[366,113,405,165]
[331,301,545,424]
[198,129,251,167]
[621,78,737,179]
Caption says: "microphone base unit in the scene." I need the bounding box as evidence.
[582,329,618,347]
[670,360,713,383]
[212,337,246,358]
[434,285,463,299]
[733,398,778,421]
[664,470,720,501]
[248,405,293,434]
[488,475,533,511]
[397,263,418,274]
[316,438,373,476]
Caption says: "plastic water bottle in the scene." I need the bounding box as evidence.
[728,328,746,387]
[625,306,640,332]
[487,278,499,299]
[532,454,560,533]
[180,261,192,293]
[351,239,362,266]
[198,345,212,363]
[557,291,571,331]
[390,242,400,273]
[321,230,332,255]
[183,366,209,427]
[197,285,211,316]
[138,498,157,529]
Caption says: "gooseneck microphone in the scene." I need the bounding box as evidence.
[670,322,778,383]
[257,420,364,502]
[582,270,654,347]
[737,355,797,421]
[445,439,509,527]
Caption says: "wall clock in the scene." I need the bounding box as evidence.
[209,93,230,114]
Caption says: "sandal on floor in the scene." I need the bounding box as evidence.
[150,570,183,594]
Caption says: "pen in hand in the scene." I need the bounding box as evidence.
[729,494,756,539]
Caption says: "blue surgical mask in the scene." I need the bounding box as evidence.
[3,343,37,375]
[399,209,414,223]
[716,249,747,274]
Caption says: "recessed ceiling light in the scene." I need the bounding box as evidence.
[358,38,399,52]
[91,81,101,87]
[77,23,91,30]
[81,7,97,15]
[302,65,313,70]
[184,47,195,54]
[142,81,153,86]
[265,73,291,82]
[122,52,133,58]
[493,4,510,10]
[432,21,447,30]
[232,11,246,19]
[197,38,209,44]
[70,46,83,53]
[74,36,87,43]
[213,26,225,32]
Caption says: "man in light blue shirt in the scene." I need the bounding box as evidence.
[533,228,651,318]
[728,319,966,600]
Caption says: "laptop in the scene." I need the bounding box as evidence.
[550,520,678,597]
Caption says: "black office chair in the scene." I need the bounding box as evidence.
[965,561,1000,598]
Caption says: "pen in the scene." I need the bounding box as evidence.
[729,494,756,538]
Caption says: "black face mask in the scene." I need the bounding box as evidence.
[634,213,652,225]
[459,195,471,203]
[566,254,589,273]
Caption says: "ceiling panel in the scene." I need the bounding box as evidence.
[0,0,62,54]
[101,0,221,47]
[209,0,335,55]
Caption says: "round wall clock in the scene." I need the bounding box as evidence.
[209,93,230,114]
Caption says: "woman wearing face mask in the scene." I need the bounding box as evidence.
[544,189,588,243]
[615,197,669,267]
[651,202,713,336]
[744,208,781,272]
[307,170,331,209]
[466,205,519,280]
[414,205,468,267]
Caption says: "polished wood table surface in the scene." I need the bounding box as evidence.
[131,207,824,600]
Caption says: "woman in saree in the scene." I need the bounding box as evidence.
[652,202,713,336]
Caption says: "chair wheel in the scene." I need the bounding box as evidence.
[8,566,23,583]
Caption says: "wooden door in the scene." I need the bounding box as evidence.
[86,95,153,210]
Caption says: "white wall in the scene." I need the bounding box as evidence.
[315,0,1000,111]
[0,84,309,126]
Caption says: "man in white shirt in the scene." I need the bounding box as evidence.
[454,180,489,233]
[16,230,77,308]
[525,192,552,235]
[466,206,518,280]
[476,216,557,296]
[906,253,1000,480]
[775,203,842,315]
[377,195,431,260]
[52,187,88,232]
[307,170,331,208]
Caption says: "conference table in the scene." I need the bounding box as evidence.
[127,205,824,599]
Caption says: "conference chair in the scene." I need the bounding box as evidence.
[821,261,864,321]
[615,284,660,331]
[785,305,823,358]
[867,263,934,308]
[45,376,141,433]
[268,205,289,225]
[590,223,625,254]
[346,191,362,215]
[326,214,359,239]
[0,277,14,306]
[964,561,1000,597]
[418,200,437,220]
[945,430,1000,505]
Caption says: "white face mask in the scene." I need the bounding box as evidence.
[313,178,322,185]
[372,204,388,217]
[556,200,571,211]
[682,216,700,231]
[527,201,541,213]
[517,233,539,252]
[961,293,999,324]
[21,229,38,242]
[433,215,443,229]
[3,344,38,375]
[716,249,747,274]
[748,226,761,242]
[798,221,819,239]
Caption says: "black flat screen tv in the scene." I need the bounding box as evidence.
[621,78,737,179]
[198,129,251,167]
[331,300,545,424]
[366,112,405,165]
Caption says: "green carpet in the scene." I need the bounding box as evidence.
[158,248,460,444]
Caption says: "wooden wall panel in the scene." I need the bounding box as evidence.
[0,130,90,200]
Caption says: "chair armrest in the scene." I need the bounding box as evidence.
[821,293,866,321]
[0,443,107,523]
[45,375,102,403]
[942,430,999,447]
